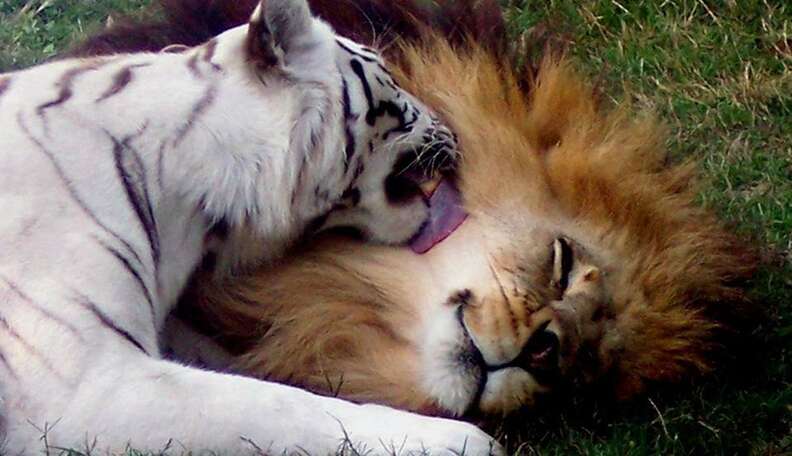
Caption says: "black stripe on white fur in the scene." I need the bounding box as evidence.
[72,290,149,355]
[17,113,147,271]
[0,347,16,380]
[37,62,110,128]
[335,39,392,76]
[0,315,64,382]
[341,76,355,173]
[108,128,161,268]
[96,63,150,103]
[0,274,84,339]
[0,76,11,101]
[94,237,156,323]
[172,85,217,146]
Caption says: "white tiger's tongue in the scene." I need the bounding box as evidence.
[409,179,468,254]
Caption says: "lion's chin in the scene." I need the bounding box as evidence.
[425,361,557,417]
[478,368,551,415]
[420,310,558,418]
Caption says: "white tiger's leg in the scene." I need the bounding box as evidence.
[161,314,235,371]
[5,346,499,455]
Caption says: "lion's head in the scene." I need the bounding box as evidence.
[188,35,756,417]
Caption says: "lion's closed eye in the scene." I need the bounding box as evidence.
[551,238,574,298]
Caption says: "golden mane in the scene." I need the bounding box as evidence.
[187,36,756,412]
[397,38,756,395]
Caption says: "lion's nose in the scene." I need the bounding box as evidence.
[478,319,561,382]
[513,324,559,373]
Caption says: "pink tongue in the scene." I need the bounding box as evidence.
[409,179,468,254]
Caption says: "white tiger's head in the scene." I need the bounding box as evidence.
[245,0,458,245]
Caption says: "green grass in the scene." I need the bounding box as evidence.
[501,1,791,454]
[1,0,789,454]
[0,0,151,71]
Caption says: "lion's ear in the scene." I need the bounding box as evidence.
[246,0,313,69]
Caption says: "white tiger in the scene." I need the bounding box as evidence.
[0,0,500,454]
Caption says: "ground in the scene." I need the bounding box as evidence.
[0,0,789,454]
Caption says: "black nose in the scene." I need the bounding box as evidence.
[515,326,560,374]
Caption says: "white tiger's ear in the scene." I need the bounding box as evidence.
[246,0,313,68]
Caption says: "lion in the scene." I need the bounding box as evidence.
[170,12,757,419]
[79,0,755,420]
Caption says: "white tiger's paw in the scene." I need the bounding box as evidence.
[339,404,503,456]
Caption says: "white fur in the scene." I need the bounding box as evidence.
[420,306,483,417]
[0,0,497,454]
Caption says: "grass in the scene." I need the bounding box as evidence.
[501,1,791,454]
[0,0,151,70]
[1,0,789,454]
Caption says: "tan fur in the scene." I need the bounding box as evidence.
[188,36,756,414]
